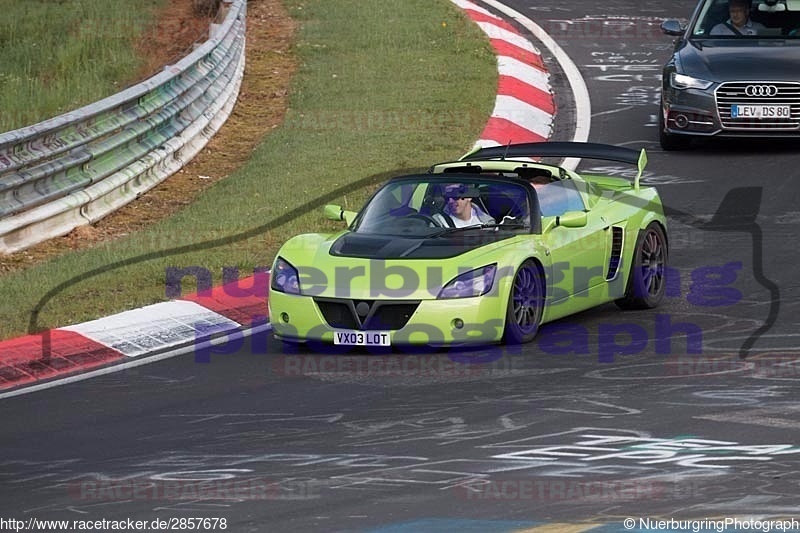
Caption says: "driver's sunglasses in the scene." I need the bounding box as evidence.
[445,195,467,201]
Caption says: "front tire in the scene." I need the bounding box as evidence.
[503,259,545,344]
[616,222,667,310]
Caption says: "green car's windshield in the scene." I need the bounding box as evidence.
[353,179,533,237]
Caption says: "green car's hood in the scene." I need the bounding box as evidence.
[278,231,530,300]
[330,230,518,259]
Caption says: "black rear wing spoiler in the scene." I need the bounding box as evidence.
[460,142,648,190]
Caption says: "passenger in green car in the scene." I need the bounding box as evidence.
[517,167,554,189]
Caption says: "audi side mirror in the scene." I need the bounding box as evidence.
[661,20,685,36]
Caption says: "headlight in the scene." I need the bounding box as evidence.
[271,257,300,295]
[438,265,496,299]
[670,72,713,90]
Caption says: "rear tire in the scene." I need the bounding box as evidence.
[616,222,667,310]
[503,260,545,344]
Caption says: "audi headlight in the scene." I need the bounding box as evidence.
[271,257,300,295]
[671,73,713,90]
[438,265,496,299]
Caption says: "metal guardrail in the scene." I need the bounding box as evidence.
[0,0,246,254]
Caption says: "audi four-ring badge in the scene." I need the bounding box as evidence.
[659,0,800,150]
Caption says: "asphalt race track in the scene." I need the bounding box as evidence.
[3,1,800,531]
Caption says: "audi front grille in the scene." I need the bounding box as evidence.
[716,82,800,130]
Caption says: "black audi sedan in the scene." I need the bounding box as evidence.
[659,0,800,149]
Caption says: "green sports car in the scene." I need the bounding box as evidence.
[268,142,668,347]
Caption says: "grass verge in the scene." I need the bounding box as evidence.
[0,0,169,132]
[0,0,496,340]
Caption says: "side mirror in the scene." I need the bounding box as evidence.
[540,211,588,232]
[660,20,685,36]
[324,204,344,221]
[323,204,357,225]
[558,211,588,228]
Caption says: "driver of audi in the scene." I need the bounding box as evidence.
[710,0,765,36]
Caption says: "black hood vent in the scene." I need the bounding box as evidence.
[330,231,515,259]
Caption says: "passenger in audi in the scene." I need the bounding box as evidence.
[710,0,766,35]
